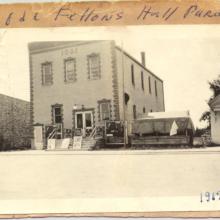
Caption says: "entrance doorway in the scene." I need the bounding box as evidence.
[75,111,93,136]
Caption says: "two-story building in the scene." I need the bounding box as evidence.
[29,40,165,147]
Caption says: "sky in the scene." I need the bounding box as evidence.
[0,25,220,128]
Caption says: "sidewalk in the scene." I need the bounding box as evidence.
[0,146,220,155]
[0,145,219,201]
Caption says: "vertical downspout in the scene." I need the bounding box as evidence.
[162,81,165,111]
[29,48,34,139]
[121,42,127,147]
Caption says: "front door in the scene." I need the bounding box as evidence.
[75,111,93,136]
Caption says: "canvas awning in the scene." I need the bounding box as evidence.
[132,117,195,135]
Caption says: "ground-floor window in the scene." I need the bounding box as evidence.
[51,104,63,124]
[98,99,111,121]
[100,103,110,120]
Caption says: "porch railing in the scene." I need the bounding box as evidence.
[48,127,58,139]
[89,126,97,138]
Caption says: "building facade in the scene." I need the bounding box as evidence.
[0,94,31,149]
[29,40,165,137]
[209,94,220,144]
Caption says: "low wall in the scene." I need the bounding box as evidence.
[131,135,190,146]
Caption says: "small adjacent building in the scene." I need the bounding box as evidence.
[209,94,220,144]
[132,111,195,147]
[29,40,165,147]
[0,94,31,150]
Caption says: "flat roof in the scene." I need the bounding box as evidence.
[0,93,30,103]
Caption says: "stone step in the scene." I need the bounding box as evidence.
[81,140,96,150]
[82,141,95,143]
[82,144,95,148]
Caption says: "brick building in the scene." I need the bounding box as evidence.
[0,94,31,150]
[29,40,165,143]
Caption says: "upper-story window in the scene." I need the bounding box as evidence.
[133,105,137,120]
[42,62,53,85]
[131,64,135,86]
[141,71,144,90]
[88,53,101,80]
[148,76,151,94]
[64,58,76,82]
[155,80,158,97]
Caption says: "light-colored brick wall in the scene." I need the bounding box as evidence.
[115,48,165,123]
[31,41,165,133]
[0,94,31,148]
[31,41,115,129]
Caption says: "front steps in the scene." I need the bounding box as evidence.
[81,137,96,150]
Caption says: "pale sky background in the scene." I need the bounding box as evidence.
[0,25,219,128]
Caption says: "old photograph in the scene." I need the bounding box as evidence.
[0,25,220,214]
[29,39,166,150]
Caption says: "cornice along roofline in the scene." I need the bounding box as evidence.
[29,40,163,82]
[28,40,107,55]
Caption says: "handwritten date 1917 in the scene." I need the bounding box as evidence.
[200,191,220,203]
